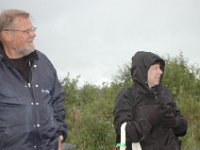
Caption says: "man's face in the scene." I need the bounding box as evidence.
[9,17,36,56]
[147,63,163,88]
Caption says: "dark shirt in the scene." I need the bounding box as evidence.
[0,46,38,82]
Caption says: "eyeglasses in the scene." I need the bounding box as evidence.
[3,27,37,34]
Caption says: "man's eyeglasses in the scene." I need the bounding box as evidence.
[3,27,37,34]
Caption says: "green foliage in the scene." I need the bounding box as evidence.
[179,97,200,150]
[63,52,200,149]
[73,100,115,150]
[64,79,117,150]
[112,64,132,88]
[163,52,200,101]
[61,73,80,105]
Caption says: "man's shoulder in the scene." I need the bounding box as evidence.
[35,50,52,63]
[35,50,47,58]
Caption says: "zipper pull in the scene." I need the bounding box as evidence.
[28,61,32,67]
[28,83,31,88]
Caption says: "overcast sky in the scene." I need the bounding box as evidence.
[1,0,200,85]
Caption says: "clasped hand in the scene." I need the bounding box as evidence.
[148,103,178,128]
[161,113,180,128]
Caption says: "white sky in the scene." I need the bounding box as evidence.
[1,0,200,85]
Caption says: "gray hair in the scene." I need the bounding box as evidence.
[0,9,30,32]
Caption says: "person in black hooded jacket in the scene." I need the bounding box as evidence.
[113,51,187,150]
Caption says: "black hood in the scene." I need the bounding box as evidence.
[131,51,165,86]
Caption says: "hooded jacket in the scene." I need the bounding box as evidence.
[113,51,187,150]
[0,43,67,150]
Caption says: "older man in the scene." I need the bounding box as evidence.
[0,9,67,150]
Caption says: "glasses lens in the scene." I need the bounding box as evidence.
[32,27,36,32]
[25,27,36,33]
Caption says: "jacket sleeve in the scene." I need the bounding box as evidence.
[113,89,152,143]
[163,86,188,137]
[51,68,67,139]
[172,102,188,136]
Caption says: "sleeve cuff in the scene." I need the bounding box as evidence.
[59,131,67,142]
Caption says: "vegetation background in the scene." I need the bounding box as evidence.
[62,52,200,150]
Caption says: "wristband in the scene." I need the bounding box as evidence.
[59,135,64,141]
[116,143,127,147]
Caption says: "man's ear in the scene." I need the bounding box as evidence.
[1,31,13,42]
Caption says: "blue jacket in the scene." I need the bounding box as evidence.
[0,49,67,150]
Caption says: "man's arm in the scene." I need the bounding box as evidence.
[51,70,67,141]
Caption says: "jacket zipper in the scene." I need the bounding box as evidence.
[28,61,39,129]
